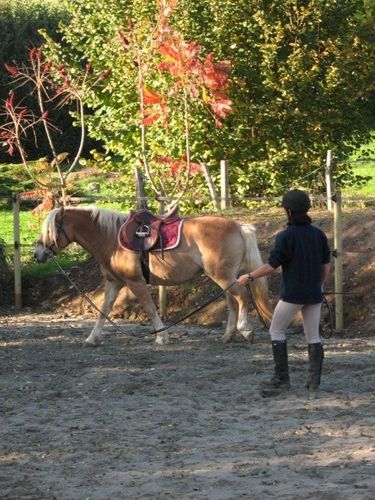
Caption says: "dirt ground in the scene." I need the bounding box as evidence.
[1,315,374,499]
[1,207,374,499]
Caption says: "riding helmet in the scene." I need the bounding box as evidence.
[281,189,311,212]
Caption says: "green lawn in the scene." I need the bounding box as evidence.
[342,161,375,197]
[343,137,375,196]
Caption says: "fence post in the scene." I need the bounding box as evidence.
[220,159,229,210]
[134,167,147,209]
[333,191,343,331]
[326,150,333,211]
[12,193,22,308]
[158,199,167,320]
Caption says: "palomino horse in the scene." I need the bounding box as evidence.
[34,206,272,346]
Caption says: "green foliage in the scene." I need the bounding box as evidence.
[40,0,375,202]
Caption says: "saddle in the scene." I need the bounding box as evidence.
[120,206,180,252]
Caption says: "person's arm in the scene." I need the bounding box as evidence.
[237,263,276,286]
[321,262,331,290]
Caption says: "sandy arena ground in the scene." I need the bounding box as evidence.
[1,314,374,499]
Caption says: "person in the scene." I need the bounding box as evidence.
[237,189,331,396]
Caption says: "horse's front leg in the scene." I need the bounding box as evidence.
[126,279,168,345]
[85,279,122,347]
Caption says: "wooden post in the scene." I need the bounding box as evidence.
[201,163,220,212]
[326,150,333,212]
[333,191,343,331]
[158,199,167,320]
[134,167,147,209]
[12,193,22,308]
[220,159,229,210]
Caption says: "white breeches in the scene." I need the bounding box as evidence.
[270,300,322,344]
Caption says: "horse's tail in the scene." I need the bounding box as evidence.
[240,224,273,326]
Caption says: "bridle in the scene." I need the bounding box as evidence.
[45,207,72,255]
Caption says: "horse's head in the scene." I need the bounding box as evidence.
[34,207,73,262]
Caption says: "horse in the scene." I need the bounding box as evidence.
[34,206,273,346]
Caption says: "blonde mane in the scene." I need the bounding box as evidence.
[40,206,128,245]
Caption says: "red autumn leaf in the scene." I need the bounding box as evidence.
[43,60,52,72]
[170,160,182,176]
[5,92,15,109]
[158,43,180,62]
[202,54,231,90]
[214,117,223,128]
[143,87,163,105]
[29,48,38,62]
[170,159,202,177]
[210,97,233,118]
[190,162,203,174]
[4,64,18,76]
[18,108,28,119]
[141,112,161,126]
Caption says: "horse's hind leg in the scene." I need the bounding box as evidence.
[233,284,255,343]
[85,279,122,346]
[222,292,238,343]
[125,279,168,345]
[212,277,254,343]
[224,283,254,343]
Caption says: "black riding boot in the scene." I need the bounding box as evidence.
[260,340,290,397]
[306,343,324,390]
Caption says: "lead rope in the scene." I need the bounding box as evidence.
[153,280,238,334]
[245,282,269,329]
[52,255,238,335]
[52,256,130,335]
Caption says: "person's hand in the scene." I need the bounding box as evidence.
[237,273,253,286]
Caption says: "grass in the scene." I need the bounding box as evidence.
[342,161,375,197]
[343,137,375,197]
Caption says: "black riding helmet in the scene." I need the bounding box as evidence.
[282,189,311,213]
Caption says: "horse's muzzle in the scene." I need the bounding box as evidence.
[34,245,53,263]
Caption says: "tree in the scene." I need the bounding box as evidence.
[0,0,73,163]
[41,0,233,208]
[42,0,375,200]
[0,47,111,205]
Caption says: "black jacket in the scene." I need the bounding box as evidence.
[268,224,330,304]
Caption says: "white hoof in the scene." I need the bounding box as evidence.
[155,332,169,345]
[240,330,255,343]
[85,337,100,347]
